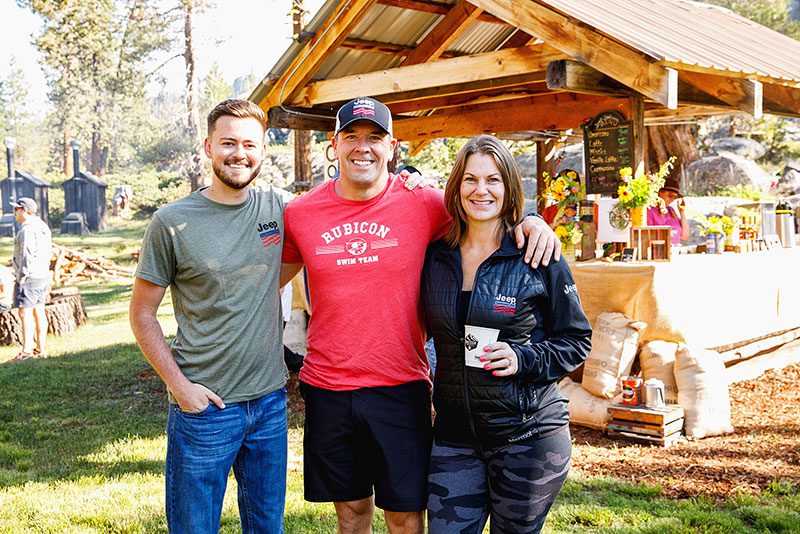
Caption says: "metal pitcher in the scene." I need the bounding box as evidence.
[643,378,666,407]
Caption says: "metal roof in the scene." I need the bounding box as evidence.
[254,0,800,101]
[541,0,800,83]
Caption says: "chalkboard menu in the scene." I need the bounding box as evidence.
[582,110,632,195]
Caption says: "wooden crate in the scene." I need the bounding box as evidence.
[630,226,671,261]
[607,428,683,447]
[608,403,684,426]
[607,404,684,447]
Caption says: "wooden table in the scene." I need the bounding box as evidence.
[571,248,800,359]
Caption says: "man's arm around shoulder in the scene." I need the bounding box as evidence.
[129,278,225,412]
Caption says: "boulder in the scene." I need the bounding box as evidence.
[555,143,585,175]
[709,136,766,160]
[521,178,537,200]
[514,143,585,200]
[776,167,800,196]
[515,153,536,180]
[257,152,326,188]
[683,154,772,196]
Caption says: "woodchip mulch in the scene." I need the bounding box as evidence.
[569,362,800,499]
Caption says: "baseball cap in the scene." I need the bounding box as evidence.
[10,197,38,213]
[334,97,392,136]
[660,178,683,197]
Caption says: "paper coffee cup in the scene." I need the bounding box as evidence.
[464,325,500,368]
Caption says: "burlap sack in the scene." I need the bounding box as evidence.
[559,377,617,430]
[674,345,734,438]
[581,312,647,399]
[639,341,680,404]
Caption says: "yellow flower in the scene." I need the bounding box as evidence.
[566,171,577,180]
[552,178,566,192]
[620,167,633,179]
[553,190,567,202]
[554,225,569,239]
[618,186,633,203]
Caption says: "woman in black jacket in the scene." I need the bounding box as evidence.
[423,135,592,534]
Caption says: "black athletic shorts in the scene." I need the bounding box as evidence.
[300,380,433,512]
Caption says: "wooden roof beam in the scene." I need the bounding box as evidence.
[340,37,460,59]
[467,0,678,109]
[680,71,763,118]
[763,83,800,116]
[500,29,536,49]
[267,106,338,131]
[259,0,379,111]
[380,71,550,106]
[401,0,482,65]
[291,43,564,107]
[387,80,550,113]
[391,93,628,142]
[550,59,800,117]
[377,0,507,24]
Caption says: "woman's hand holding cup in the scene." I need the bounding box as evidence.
[480,342,518,376]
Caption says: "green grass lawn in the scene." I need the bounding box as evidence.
[0,224,798,532]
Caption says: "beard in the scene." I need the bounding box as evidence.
[211,157,262,190]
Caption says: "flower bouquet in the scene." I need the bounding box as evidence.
[542,169,584,206]
[693,214,727,253]
[615,157,676,226]
[554,220,583,261]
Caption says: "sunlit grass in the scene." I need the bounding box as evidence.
[0,226,798,532]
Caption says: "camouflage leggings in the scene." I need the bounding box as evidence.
[427,425,571,534]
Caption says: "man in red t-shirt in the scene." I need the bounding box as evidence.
[280,97,559,534]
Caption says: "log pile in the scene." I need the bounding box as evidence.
[51,245,135,285]
[0,287,88,346]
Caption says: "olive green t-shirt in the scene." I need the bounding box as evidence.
[135,187,287,403]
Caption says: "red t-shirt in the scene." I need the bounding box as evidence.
[283,175,450,390]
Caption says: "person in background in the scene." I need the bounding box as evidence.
[648,177,689,244]
[12,197,52,360]
[421,135,592,533]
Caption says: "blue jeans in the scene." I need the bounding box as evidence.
[165,388,288,534]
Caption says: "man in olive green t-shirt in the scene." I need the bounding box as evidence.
[129,100,290,534]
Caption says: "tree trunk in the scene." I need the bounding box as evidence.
[63,133,71,177]
[184,1,204,191]
[292,0,313,187]
[91,130,102,175]
[645,124,701,180]
[0,291,87,346]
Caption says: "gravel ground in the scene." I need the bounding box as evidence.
[287,361,800,501]
[569,362,800,499]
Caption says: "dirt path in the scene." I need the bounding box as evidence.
[570,362,800,499]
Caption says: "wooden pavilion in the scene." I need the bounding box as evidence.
[250,0,800,184]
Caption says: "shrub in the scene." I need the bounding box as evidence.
[104,170,190,218]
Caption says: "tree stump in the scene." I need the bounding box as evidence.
[0,288,88,346]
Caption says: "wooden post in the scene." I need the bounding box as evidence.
[292,0,314,186]
[631,96,645,172]
[535,138,556,213]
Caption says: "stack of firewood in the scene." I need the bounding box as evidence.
[51,245,135,285]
